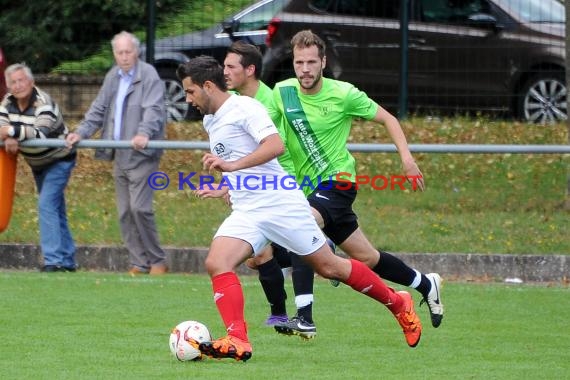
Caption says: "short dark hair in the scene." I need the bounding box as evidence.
[176,55,227,90]
[290,30,326,59]
[226,41,263,79]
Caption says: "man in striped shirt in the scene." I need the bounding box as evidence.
[0,63,77,272]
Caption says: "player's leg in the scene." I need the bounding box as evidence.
[326,238,340,287]
[199,236,253,361]
[340,228,444,328]
[301,243,422,348]
[374,249,443,328]
[309,185,444,328]
[199,212,264,362]
[251,244,289,325]
[268,207,422,348]
[274,251,317,339]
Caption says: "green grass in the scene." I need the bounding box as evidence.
[0,271,567,380]
[1,117,568,254]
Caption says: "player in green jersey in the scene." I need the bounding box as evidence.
[270,30,444,335]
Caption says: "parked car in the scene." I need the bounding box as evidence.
[141,0,290,121]
[261,0,566,123]
[0,47,7,99]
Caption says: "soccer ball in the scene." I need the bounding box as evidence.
[169,320,212,361]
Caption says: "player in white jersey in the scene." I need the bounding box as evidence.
[175,56,422,362]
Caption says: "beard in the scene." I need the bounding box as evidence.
[298,70,322,91]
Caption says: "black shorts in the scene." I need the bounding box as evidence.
[307,181,358,245]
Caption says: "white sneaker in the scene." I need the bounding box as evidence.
[421,273,444,328]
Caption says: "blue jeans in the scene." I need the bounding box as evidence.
[32,157,76,268]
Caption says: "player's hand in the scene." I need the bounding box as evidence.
[202,153,235,172]
[194,185,228,199]
[403,160,425,191]
[223,192,232,207]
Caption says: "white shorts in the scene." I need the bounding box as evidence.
[214,191,326,256]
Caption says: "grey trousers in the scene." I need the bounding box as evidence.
[113,159,166,270]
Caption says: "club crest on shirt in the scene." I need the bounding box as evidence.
[319,104,332,116]
[213,143,225,155]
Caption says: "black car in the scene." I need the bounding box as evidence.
[261,0,566,123]
[141,0,289,121]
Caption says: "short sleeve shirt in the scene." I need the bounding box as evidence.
[203,94,291,211]
[272,77,378,195]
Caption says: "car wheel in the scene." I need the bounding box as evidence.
[162,76,189,122]
[518,73,567,124]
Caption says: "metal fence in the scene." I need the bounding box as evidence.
[7,140,570,154]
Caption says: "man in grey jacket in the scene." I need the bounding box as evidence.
[66,31,167,275]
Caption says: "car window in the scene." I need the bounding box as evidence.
[421,0,490,23]
[310,0,400,19]
[493,0,564,23]
[235,0,288,32]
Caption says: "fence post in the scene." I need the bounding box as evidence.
[564,0,570,210]
[398,0,410,120]
[146,0,156,65]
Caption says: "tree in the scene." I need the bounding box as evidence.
[0,0,181,73]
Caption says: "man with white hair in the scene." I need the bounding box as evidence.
[66,31,167,275]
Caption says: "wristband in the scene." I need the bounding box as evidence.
[7,126,15,137]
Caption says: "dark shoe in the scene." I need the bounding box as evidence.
[265,314,288,326]
[41,265,76,272]
[41,265,62,272]
[274,316,317,339]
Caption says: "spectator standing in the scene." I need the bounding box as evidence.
[66,31,167,275]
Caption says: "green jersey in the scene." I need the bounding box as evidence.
[272,77,378,195]
[254,81,296,176]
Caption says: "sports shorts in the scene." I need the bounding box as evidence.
[214,190,326,256]
[307,181,359,245]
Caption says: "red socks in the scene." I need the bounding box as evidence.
[345,259,404,314]
[211,272,249,342]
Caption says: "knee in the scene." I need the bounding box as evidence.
[311,259,338,279]
[130,205,153,222]
[346,251,379,269]
[204,256,217,276]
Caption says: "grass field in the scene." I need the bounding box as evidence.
[1,271,568,380]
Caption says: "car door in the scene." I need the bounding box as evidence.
[407,0,514,112]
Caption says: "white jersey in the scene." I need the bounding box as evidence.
[203,94,326,255]
[203,95,297,211]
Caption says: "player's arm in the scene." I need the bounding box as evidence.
[372,105,425,191]
[203,133,284,173]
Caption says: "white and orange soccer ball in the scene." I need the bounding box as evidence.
[169,320,212,361]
